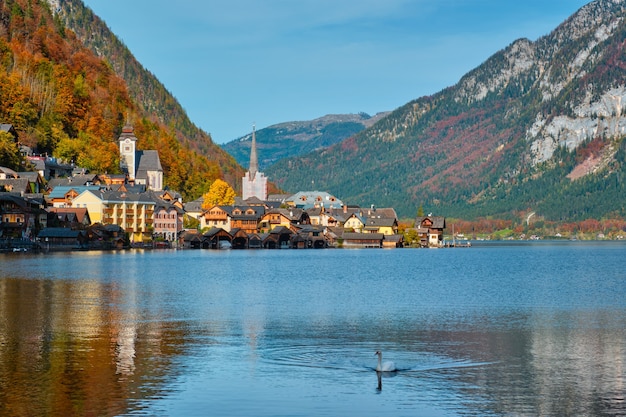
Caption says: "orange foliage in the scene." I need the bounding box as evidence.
[0,0,237,200]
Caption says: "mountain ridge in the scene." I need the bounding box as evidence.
[47,0,245,190]
[266,0,626,220]
[221,112,389,170]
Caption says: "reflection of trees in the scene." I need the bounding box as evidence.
[0,278,189,416]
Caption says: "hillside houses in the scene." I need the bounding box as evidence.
[2,177,449,250]
[0,123,446,251]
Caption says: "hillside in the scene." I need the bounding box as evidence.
[222,112,389,170]
[267,0,626,221]
[36,0,245,196]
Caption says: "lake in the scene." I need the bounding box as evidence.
[1,242,625,416]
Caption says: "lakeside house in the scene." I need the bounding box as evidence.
[414,216,446,247]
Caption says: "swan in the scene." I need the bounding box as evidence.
[375,350,396,372]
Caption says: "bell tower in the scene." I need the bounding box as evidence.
[119,124,137,181]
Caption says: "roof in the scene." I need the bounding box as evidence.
[47,185,102,199]
[47,174,98,188]
[184,197,204,213]
[48,207,90,223]
[99,190,158,204]
[0,178,30,193]
[286,191,343,209]
[0,166,19,178]
[0,124,17,139]
[415,216,446,229]
[365,217,397,227]
[265,208,308,221]
[16,172,42,182]
[135,150,163,179]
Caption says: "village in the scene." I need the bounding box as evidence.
[0,123,448,251]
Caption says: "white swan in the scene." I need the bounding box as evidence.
[375,350,396,372]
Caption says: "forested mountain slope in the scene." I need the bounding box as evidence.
[39,0,244,195]
[222,112,389,170]
[267,0,626,220]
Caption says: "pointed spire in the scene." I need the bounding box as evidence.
[249,123,258,179]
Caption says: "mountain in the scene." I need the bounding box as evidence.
[266,0,626,221]
[38,0,244,195]
[221,112,389,171]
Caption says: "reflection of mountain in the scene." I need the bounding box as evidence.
[0,278,188,416]
[529,311,626,415]
[424,312,626,416]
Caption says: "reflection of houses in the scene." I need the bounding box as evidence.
[414,216,446,247]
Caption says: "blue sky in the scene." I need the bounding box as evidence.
[82,0,590,144]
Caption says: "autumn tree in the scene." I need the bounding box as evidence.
[201,179,236,208]
[0,131,22,169]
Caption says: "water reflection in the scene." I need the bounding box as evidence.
[0,277,190,416]
[1,247,625,416]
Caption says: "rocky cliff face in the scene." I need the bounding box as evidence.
[267,0,626,220]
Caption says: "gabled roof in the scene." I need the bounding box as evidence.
[265,208,308,221]
[47,174,99,188]
[0,166,19,178]
[184,197,204,213]
[365,217,397,227]
[47,185,102,199]
[17,172,43,182]
[286,191,343,209]
[48,207,90,223]
[135,150,163,179]
[0,178,30,193]
[0,123,17,140]
[415,216,446,229]
[0,193,30,209]
[99,190,158,204]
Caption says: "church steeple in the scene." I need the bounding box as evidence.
[249,123,258,179]
[242,122,267,201]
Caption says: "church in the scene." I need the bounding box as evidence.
[241,124,267,200]
[118,125,163,191]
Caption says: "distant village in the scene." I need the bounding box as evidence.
[0,123,448,252]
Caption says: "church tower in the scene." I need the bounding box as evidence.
[119,124,137,181]
[242,124,268,200]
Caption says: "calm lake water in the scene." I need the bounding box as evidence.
[1,242,625,416]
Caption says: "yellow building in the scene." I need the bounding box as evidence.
[72,190,106,224]
[73,190,156,243]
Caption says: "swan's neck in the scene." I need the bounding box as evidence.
[377,354,382,369]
